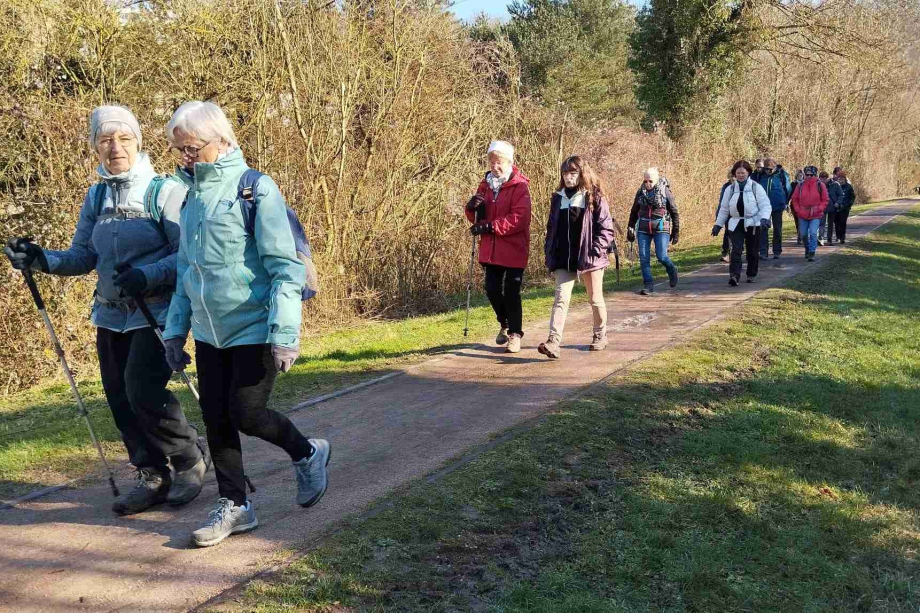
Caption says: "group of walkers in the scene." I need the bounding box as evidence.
[4,112,857,548]
[5,103,329,548]
[713,157,856,284]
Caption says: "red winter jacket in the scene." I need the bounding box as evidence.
[465,168,532,269]
[792,177,829,221]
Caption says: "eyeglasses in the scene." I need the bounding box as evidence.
[643,180,654,185]
[171,141,216,158]
[97,135,137,150]
[804,172,816,177]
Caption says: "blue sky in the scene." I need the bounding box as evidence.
[448,0,511,21]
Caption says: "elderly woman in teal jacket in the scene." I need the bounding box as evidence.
[162,101,330,548]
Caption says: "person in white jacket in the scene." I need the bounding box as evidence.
[712,160,772,286]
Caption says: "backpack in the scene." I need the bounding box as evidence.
[93,175,177,242]
[237,169,319,301]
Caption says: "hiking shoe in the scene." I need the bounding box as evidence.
[773,254,780,260]
[668,268,678,288]
[538,337,561,359]
[759,254,768,261]
[818,239,826,246]
[506,333,522,353]
[112,469,171,515]
[589,333,608,352]
[191,498,259,548]
[796,237,802,245]
[720,254,730,263]
[294,439,331,508]
[840,238,846,244]
[639,283,654,295]
[729,276,739,287]
[167,457,207,506]
[495,327,509,346]
[807,253,815,262]
[746,276,756,283]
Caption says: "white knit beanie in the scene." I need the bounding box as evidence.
[487,140,514,163]
[89,105,142,149]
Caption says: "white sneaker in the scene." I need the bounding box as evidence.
[191,498,259,547]
[506,333,522,353]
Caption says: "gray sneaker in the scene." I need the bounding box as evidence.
[294,439,331,508]
[589,332,608,351]
[537,337,561,359]
[191,498,259,548]
[495,327,509,346]
[167,457,207,506]
[112,469,171,515]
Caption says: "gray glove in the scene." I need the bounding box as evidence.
[163,337,191,372]
[760,218,771,230]
[272,344,299,373]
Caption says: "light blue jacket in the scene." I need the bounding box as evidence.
[163,149,305,349]
[43,153,186,332]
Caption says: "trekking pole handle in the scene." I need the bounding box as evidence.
[16,239,47,310]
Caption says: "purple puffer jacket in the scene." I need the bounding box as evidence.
[544,188,615,273]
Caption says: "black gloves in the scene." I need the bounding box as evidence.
[113,267,148,297]
[470,222,493,236]
[711,225,722,237]
[626,227,635,243]
[670,234,679,245]
[4,238,48,272]
[466,195,486,222]
[760,218,772,230]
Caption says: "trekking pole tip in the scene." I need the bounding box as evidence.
[109,477,120,497]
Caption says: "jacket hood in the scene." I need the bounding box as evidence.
[96,152,156,186]
[482,166,530,189]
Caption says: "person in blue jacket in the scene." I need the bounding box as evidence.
[161,101,330,548]
[755,157,792,260]
[5,105,209,515]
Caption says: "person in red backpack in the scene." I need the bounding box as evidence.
[791,165,829,261]
[465,141,532,353]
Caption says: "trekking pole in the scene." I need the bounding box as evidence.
[462,234,477,337]
[116,265,199,402]
[462,205,483,337]
[18,265,120,497]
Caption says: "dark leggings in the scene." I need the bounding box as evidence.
[483,264,524,336]
[195,341,312,506]
[97,327,200,474]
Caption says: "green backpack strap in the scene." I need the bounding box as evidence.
[143,175,182,242]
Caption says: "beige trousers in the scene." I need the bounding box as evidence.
[548,268,607,341]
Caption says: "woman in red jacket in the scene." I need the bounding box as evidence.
[791,165,829,261]
[465,141,532,353]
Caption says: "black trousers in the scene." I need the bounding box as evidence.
[96,327,200,474]
[721,233,730,256]
[483,264,524,336]
[835,207,851,241]
[195,341,312,506]
[729,225,760,280]
[759,210,784,256]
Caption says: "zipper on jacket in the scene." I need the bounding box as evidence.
[194,197,221,348]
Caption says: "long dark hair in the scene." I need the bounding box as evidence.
[558,155,604,209]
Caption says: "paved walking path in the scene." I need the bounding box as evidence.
[0,201,914,612]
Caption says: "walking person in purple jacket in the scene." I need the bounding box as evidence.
[537,156,615,359]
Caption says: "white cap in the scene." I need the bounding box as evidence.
[89,105,142,149]
[487,140,514,162]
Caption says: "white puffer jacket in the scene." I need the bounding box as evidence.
[716,179,772,232]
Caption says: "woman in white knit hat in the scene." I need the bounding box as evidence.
[465,140,532,352]
[4,105,209,515]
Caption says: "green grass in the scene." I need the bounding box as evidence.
[0,229,725,497]
[222,204,920,612]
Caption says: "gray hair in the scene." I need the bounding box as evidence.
[165,101,239,148]
[644,167,660,184]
